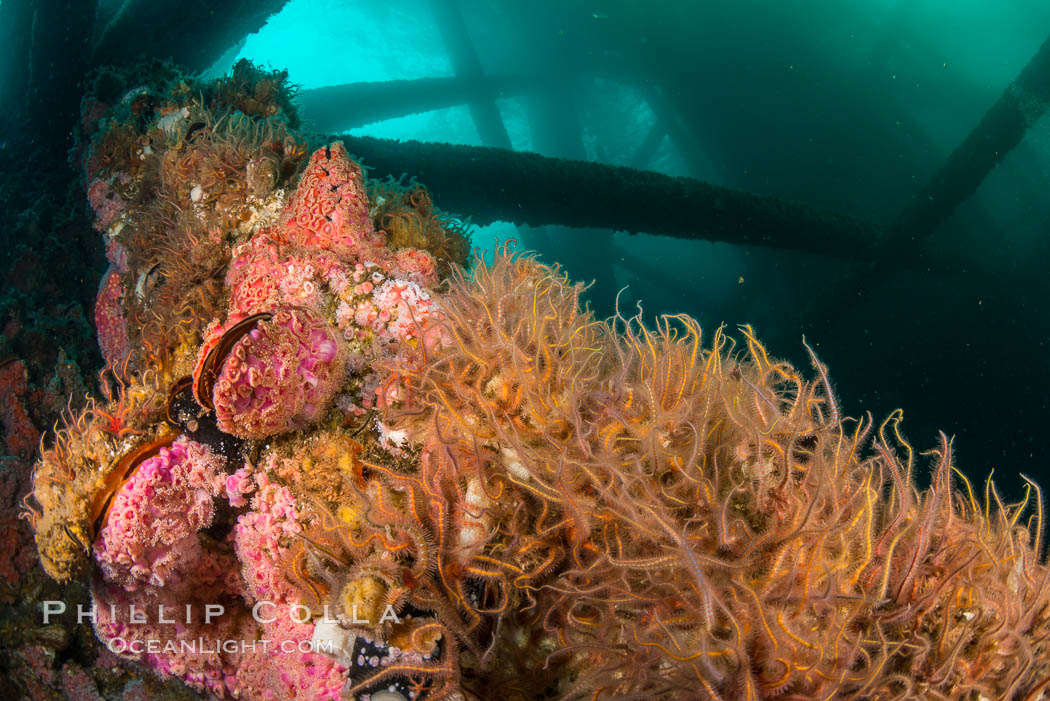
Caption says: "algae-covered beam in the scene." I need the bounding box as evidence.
[342,135,879,257]
[92,0,289,73]
[298,75,538,134]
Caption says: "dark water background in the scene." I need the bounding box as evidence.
[5,0,1050,499]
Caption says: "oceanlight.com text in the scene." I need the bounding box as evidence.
[104,638,336,655]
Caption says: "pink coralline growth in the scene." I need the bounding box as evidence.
[391,247,439,288]
[394,248,440,289]
[224,465,255,509]
[92,578,254,697]
[356,278,446,349]
[279,142,385,259]
[230,467,302,604]
[87,178,126,233]
[226,468,348,699]
[210,307,347,439]
[0,359,40,459]
[91,447,344,698]
[117,680,152,701]
[105,239,129,271]
[28,64,481,700]
[227,233,443,363]
[14,645,59,701]
[0,457,37,595]
[60,661,106,701]
[95,266,131,367]
[0,360,39,598]
[220,145,441,323]
[234,612,346,701]
[226,230,348,317]
[330,261,448,367]
[218,142,442,320]
[207,143,443,434]
[80,97,109,134]
[93,438,228,591]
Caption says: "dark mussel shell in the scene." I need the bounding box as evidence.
[89,433,177,540]
[193,312,272,411]
[167,376,244,462]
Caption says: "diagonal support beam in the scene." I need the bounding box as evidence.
[883,35,1050,252]
[631,121,667,170]
[800,33,1050,331]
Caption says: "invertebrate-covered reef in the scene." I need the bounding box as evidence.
[24,61,1050,700]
